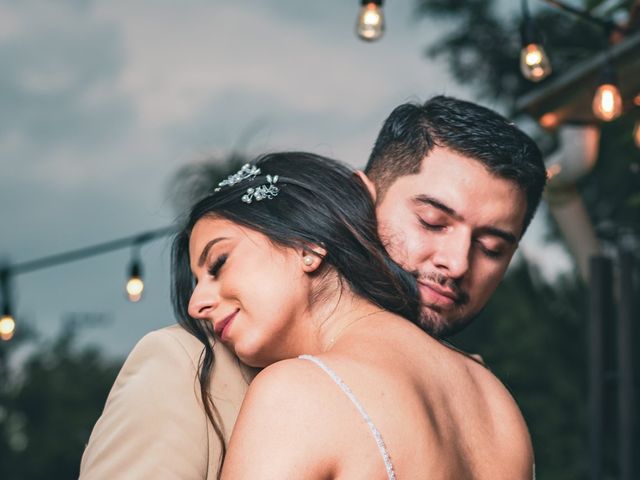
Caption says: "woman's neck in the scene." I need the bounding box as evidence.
[309,292,385,353]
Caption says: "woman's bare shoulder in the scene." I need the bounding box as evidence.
[243,357,336,411]
[222,358,342,479]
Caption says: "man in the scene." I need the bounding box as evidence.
[359,95,546,338]
[80,95,546,478]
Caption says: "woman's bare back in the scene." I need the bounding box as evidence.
[309,315,534,479]
[223,313,533,480]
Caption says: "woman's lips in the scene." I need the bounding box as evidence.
[214,309,239,339]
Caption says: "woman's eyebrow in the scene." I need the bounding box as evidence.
[198,237,229,267]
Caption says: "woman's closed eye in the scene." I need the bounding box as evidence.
[208,254,228,278]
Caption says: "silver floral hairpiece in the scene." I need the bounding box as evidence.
[241,174,279,204]
[214,163,280,204]
[214,163,261,192]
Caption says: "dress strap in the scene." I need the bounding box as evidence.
[298,354,396,480]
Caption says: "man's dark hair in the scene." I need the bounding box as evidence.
[365,95,547,235]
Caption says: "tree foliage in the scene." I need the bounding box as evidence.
[0,322,121,480]
[167,151,249,216]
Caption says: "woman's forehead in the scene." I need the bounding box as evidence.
[189,218,268,256]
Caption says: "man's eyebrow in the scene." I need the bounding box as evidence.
[413,194,518,245]
[476,227,518,245]
[198,237,228,267]
[413,195,461,220]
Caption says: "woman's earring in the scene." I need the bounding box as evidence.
[303,256,314,266]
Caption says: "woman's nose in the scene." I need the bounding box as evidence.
[188,284,219,319]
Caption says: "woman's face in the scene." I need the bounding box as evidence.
[187,216,316,367]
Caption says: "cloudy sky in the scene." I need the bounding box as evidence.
[1,0,569,358]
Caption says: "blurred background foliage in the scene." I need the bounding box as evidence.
[0,321,121,480]
[0,1,638,479]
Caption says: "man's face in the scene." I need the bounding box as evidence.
[374,147,527,337]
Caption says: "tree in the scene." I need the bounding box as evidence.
[168,152,249,215]
[0,320,121,480]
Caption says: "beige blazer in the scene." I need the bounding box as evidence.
[79,324,255,479]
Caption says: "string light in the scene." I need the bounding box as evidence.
[525,1,633,130]
[356,0,384,42]
[634,120,640,148]
[592,63,623,122]
[125,258,144,303]
[520,0,552,82]
[539,112,559,129]
[1,227,174,325]
[0,310,15,341]
[0,270,14,341]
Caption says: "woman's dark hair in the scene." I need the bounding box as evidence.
[170,151,420,477]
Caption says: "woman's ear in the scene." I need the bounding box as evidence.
[354,170,377,203]
[299,245,327,273]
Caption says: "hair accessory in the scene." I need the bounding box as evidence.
[241,174,279,204]
[214,164,261,192]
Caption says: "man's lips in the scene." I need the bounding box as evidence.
[418,281,459,307]
[214,309,239,338]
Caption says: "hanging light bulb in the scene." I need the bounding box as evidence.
[520,43,552,81]
[593,84,623,121]
[0,271,14,341]
[356,0,384,42]
[539,112,559,129]
[126,259,144,302]
[592,63,623,121]
[519,0,552,82]
[0,308,15,341]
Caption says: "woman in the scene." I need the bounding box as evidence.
[174,152,534,479]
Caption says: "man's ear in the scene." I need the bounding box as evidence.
[355,170,377,203]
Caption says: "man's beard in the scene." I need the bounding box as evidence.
[417,304,473,339]
[415,271,472,338]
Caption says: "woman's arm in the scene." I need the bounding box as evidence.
[79,327,216,479]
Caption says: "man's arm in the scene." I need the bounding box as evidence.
[79,328,215,479]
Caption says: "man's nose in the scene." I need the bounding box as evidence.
[188,283,219,319]
[431,232,471,279]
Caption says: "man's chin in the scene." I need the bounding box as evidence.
[417,306,472,339]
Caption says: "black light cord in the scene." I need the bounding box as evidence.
[1,225,176,277]
[541,0,626,35]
